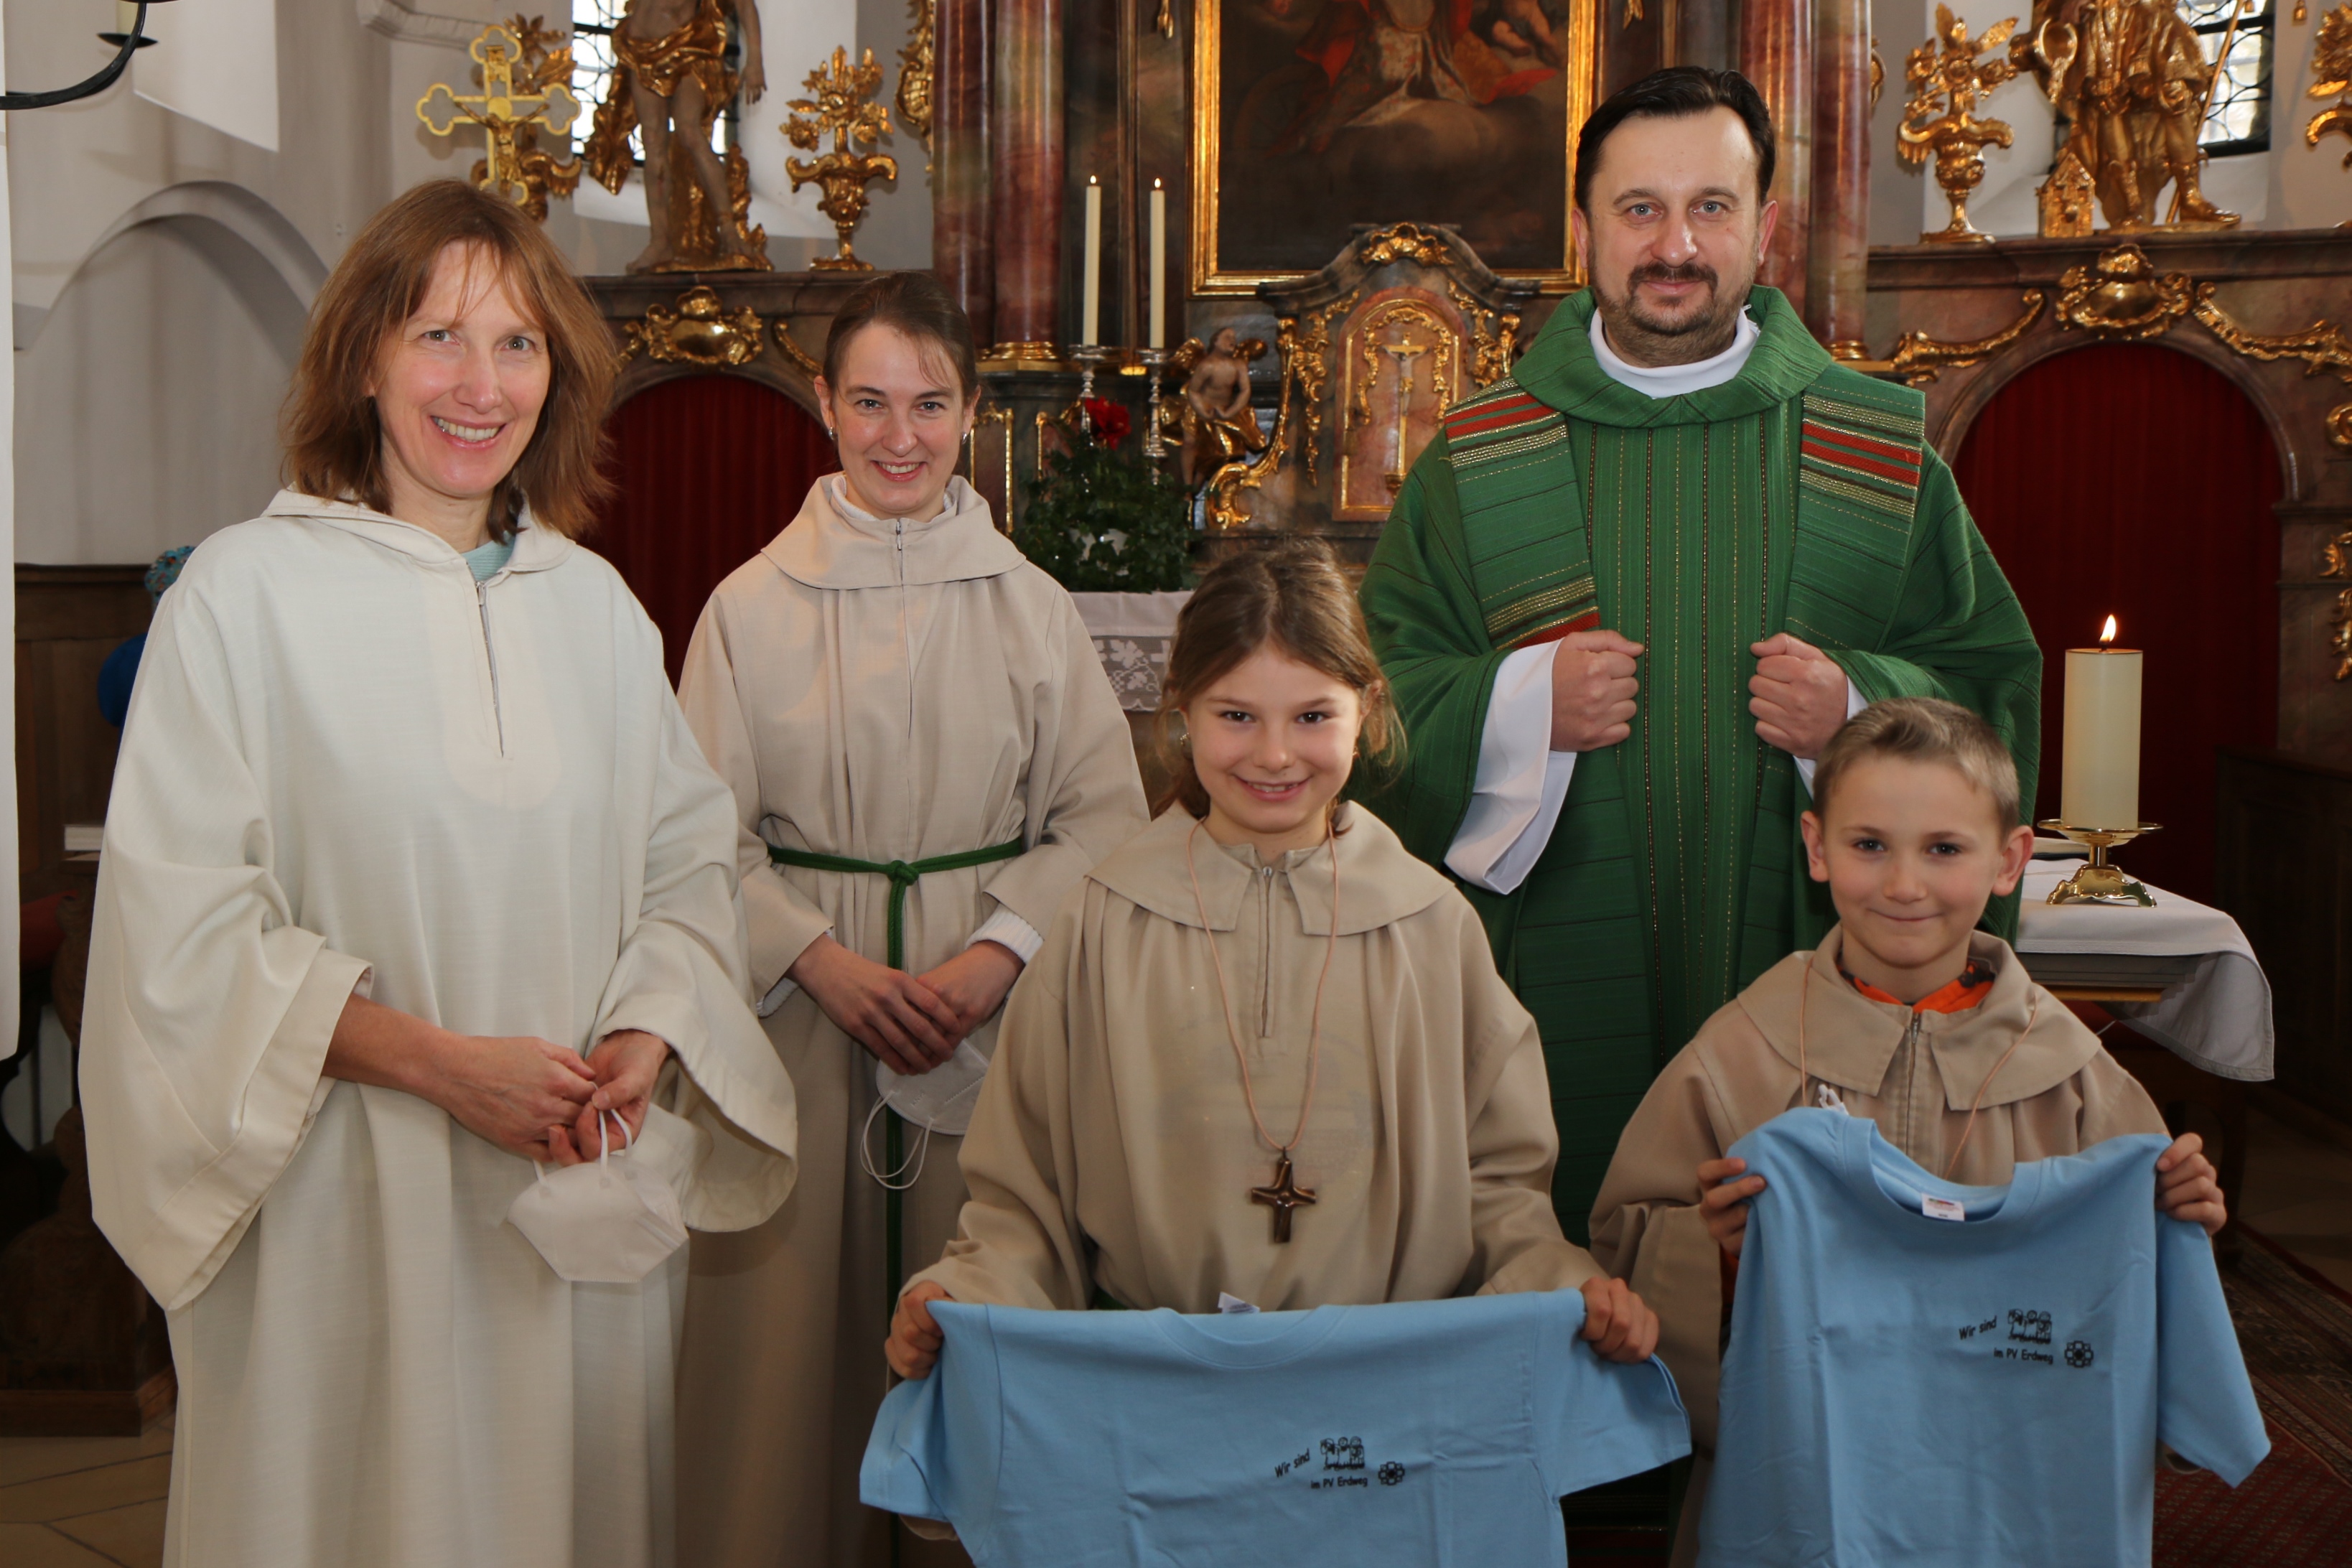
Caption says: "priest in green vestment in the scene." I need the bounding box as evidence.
[1360,67,2040,1239]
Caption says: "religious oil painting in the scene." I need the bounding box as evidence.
[1192,0,1597,294]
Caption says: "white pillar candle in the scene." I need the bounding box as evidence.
[2060,616,2143,829]
[1148,179,1166,350]
[1082,176,1103,347]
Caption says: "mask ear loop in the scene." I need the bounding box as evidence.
[860,1093,930,1193]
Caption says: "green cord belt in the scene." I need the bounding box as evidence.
[766,837,1025,971]
[765,834,1027,1380]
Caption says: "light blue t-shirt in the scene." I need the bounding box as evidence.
[862,1291,1691,1567]
[1700,1109,2268,1568]
[462,535,515,582]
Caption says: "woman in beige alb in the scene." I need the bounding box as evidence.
[672,272,1147,1568]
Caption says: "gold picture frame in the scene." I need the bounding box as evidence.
[1190,0,1598,297]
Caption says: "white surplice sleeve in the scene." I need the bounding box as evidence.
[78,574,374,1312]
[1448,650,1870,891]
[1445,644,1577,895]
[1791,678,1871,795]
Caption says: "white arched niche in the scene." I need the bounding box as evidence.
[15,182,324,564]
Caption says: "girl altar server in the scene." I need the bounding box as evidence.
[78,182,798,1568]
[672,271,1148,1567]
[885,539,1659,1378]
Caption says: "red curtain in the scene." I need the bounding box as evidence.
[591,375,838,683]
[1955,343,2279,904]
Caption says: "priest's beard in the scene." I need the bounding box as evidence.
[1591,258,1755,367]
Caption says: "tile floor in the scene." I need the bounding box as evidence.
[1,1105,2344,1564]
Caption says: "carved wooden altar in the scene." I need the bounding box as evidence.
[1201,223,1538,564]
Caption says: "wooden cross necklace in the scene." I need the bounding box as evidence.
[1185,816,1342,1243]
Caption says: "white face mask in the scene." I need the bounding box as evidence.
[874,1035,994,1137]
[505,1111,689,1284]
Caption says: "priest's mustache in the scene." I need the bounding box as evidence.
[1628,261,1719,294]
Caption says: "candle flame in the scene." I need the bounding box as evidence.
[1153,176,1164,189]
[2099,614,2118,645]
[1088,174,1100,186]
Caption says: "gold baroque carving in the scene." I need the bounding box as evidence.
[772,319,823,378]
[783,46,899,271]
[1447,281,1522,388]
[620,286,765,367]
[1836,291,2046,385]
[1288,293,1358,487]
[1357,223,1455,268]
[896,0,935,157]
[2053,243,2193,340]
[2189,283,2352,452]
[2306,4,2352,223]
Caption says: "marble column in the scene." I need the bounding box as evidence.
[1808,0,1872,350]
[989,0,1065,358]
[1740,0,1811,323]
[933,0,993,347]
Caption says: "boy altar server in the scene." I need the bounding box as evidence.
[1590,697,2226,1563]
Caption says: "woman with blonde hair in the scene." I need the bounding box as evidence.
[673,269,1147,1567]
[79,179,798,1568]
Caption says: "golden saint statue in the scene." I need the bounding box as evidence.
[1169,329,1269,489]
[583,0,771,272]
[2019,0,2239,230]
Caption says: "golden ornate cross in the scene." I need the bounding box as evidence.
[418,24,582,210]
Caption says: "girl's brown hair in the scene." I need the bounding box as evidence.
[281,179,616,538]
[1151,537,1399,818]
[821,270,981,406]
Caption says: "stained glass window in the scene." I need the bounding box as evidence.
[2180,0,2274,156]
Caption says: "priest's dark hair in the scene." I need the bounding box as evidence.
[281,179,615,539]
[821,271,981,406]
[1152,537,1400,821]
[1574,66,1777,211]
[1810,696,2022,830]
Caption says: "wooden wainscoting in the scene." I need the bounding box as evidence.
[2216,748,2352,1128]
[17,566,150,903]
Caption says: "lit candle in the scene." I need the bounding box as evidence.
[2060,615,2143,829]
[1082,176,1103,348]
[1149,178,1166,350]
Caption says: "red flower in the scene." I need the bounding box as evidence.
[1082,398,1131,445]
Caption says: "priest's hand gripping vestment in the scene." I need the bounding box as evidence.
[1358,286,2040,1236]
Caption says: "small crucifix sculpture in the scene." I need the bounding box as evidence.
[418,25,582,212]
[1383,337,1429,494]
[1249,1155,1317,1244]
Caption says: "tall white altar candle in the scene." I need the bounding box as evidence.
[1148,179,1167,349]
[1082,177,1103,347]
[2060,616,2143,829]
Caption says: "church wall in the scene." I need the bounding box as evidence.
[14,220,299,565]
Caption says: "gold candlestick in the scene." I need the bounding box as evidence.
[2038,820,2162,906]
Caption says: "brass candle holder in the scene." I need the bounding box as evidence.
[2036,820,2162,907]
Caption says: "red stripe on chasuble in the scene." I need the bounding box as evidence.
[1801,437,1921,487]
[1445,396,1546,438]
[1803,423,1922,468]
[1508,610,1602,649]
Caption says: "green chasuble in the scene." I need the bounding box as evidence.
[1359,287,2040,1240]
